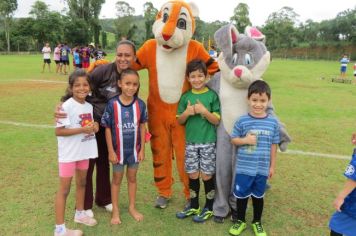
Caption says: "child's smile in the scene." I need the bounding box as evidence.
[248,92,269,117]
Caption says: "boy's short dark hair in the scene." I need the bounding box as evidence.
[247,80,271,99]
[186,59,207,77]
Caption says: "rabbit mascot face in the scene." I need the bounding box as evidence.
[134,1,219,202]
[208,24,291,218]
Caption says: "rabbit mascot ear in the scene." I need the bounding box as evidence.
[245,26,266,42]
[214,24,239,67]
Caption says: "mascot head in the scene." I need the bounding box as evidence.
[152,1,199,52]
[214,24,270,87]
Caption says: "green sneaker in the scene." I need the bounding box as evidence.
[251,222,267,236]
[176,206,200,219]
[229,220,247,236]
[193,207,213,223]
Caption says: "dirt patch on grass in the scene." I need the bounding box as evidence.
[0,81,65,96]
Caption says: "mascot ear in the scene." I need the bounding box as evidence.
[188,2,199,17]
[214,24,239,62]
[245,26,266,43]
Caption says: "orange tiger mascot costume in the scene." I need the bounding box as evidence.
[134,0,219,202]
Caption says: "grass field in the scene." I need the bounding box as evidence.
[0,54,355,235]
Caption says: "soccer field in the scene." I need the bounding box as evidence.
[0,54,355,235]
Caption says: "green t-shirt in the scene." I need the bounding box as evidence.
[177,87,220,143]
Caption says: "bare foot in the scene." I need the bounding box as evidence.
[110,211,122,225]
[129,207,144,222]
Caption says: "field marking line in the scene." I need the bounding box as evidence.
[0,120,351,160]
[0,120,53,129]
[0,79,66,84]
[29,80,66,84]
[282,149,350,160]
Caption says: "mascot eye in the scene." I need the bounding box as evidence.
[163,13,169,23]
[244,54,253,65]
[232,53,238,64]
[177,18,186,29]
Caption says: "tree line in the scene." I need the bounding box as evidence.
[0,1,355,56]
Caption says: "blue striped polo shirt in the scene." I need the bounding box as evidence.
[231,114,280,177]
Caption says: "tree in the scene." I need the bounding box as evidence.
[11,17,36,51]
[0,0,18,52]
[101,31,107,48]
[65,0,105,44]
[115,1,136,39]
[263,7,300,49]
[29,1,63,49]
[143,2,158,40]
[335,8,356,42]
[116,1,135,17]
[63,16,91,45]
[29,0,49,19]
[230,3,251,33]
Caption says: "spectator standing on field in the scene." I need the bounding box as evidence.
[54,43,61,74]
[42,42,51,73]
[340,54,350,79]
[60,43,71,75]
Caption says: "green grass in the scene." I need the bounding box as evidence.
[0,54,355,235]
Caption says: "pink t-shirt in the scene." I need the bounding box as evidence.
[54,47,61,61]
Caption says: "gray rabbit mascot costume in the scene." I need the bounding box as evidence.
[207,24,291,221]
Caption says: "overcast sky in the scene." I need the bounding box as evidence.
[15,0,356,26]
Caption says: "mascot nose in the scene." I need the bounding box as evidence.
[162,34,172,41]
[234,68,242,78]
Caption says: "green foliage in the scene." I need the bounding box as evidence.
[101,31,107,49]
[63,16,91,45]
[230,3,252,33]
[65,0,105,45]
[0,0,18,52]
[115,1,135,17]
[263,7,299,50]
[193,19,228,48]
[143,2,158,40]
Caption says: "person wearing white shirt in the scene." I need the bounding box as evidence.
[42,42,52,73]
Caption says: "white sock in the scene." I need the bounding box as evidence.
[75,209,85,217]
[55,224,66,234]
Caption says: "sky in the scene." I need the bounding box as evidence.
[15,0,356,26]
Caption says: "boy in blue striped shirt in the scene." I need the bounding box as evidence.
[229,80,280,236]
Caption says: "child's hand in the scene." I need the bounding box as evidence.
[108,151,118,164]
[82,123,95,134]
[93,122,99,133]
[268,167,275,179]
[333,196,345,212]
[194,99,208,115]
[185,100,195,116]
[54,103,66,120]
[244,133,257,145]
[138,150,145,162]
[352,133,356,145]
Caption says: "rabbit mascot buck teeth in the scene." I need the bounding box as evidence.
[207,24,291,220]
[133,0,219,205]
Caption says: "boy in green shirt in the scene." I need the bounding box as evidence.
[176,59,221,222]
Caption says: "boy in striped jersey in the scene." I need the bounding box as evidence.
[229,80,280,236]
[101,69,147,225]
